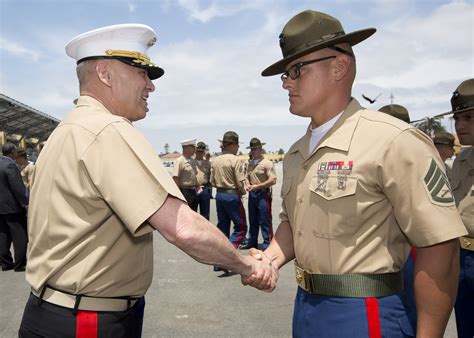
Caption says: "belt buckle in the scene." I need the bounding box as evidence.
[462,237,472,249]
[294,262,309,292]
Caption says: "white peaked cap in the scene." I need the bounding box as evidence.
[181,139,197,146]
[65,23,164,79]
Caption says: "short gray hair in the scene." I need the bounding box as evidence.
[76,60,98,88]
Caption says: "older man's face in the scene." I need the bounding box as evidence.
[110,61,155,122]
[454,110,474,146]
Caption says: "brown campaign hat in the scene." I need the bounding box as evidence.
[16,149,27,157]
[436,79,474,117]
[379,104,411,123]
[196,141,207,151]
[218,131,239,145]
[262,10,376,76]
[433,132,455,147]
[246,137,266,149]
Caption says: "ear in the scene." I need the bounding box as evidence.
[332,55,351,81]
[96,60,113,87]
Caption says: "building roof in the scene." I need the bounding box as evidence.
[0,93,60,141]
[160,152,181,159]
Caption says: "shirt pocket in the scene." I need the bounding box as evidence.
[309,174,359,238]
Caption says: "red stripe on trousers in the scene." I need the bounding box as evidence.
[411,245,417,262]
[233,197,246,248]
[76,311,98,338]
[265,191,273,239]
[365,298,382,338]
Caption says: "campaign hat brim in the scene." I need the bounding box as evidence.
[262,28,375,77]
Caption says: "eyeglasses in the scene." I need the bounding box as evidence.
[281,47,356,82]
[281,56,336,82]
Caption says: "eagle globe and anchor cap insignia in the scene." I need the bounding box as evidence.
[423,158,455,205]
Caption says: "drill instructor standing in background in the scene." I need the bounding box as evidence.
[211,131,248,251]
[242,138,276,250]
[194,141,212,220]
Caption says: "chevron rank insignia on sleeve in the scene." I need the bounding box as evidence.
[423,158,455,205]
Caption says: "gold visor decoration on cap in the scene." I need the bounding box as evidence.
[105,49,160,68]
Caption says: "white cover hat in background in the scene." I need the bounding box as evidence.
[180,139,197,147]
[65,23,164,79]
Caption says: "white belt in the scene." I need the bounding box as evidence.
[32,287,138,312]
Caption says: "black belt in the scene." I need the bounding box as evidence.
[217,187,237,193]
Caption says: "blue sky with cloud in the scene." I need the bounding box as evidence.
[0,0,473,153]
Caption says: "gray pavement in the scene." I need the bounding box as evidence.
[1,162,458,337]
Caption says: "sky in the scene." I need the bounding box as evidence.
[0,0,473,154]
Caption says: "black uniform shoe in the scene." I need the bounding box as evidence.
[213,266,230,274]
[1,265,14,271]
[238,243,258,250]
[14,266,26,272]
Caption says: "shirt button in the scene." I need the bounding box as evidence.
[298,197,303,203]
[303,164,308,170]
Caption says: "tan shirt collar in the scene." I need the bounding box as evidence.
[73,96,133,125]
[289,98,364,161]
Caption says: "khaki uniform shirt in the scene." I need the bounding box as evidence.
[195,159,211,186]
[21,162,35,188]
[451,147,474,236]
[281,99,467,274]
[26,96,184,297]
[173,156,198,188]
[211,152,246,195]
[247,158,276,185]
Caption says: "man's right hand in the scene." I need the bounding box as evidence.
[241,248,279,292]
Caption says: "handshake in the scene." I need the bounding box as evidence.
[240,248,279,292]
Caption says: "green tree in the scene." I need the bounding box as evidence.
[278,148,285,155]
[413,117,446,137]
[164,143,170,154]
